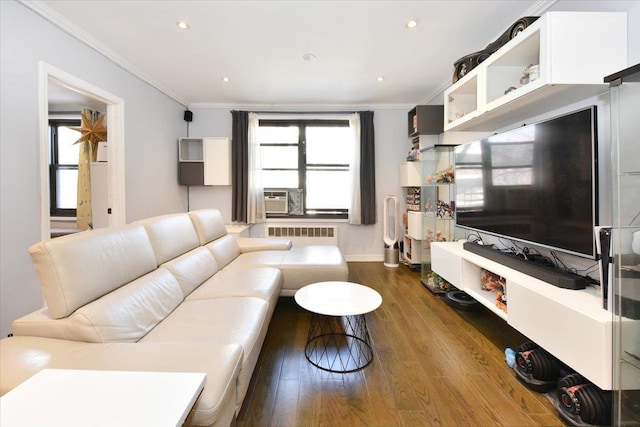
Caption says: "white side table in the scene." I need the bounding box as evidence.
[0,369,206,427]
[295,281,382,373]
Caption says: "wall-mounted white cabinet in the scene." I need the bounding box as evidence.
[444,11,628,132]
[178,137,231,186]
[400,162,421,187]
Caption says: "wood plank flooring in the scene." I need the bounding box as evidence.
[236,262,564,427]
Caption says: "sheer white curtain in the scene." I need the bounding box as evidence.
[247,113,266,224]
[348,113,361,225]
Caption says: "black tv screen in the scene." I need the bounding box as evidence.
[455,106,598,258]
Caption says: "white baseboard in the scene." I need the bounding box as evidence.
[344,254,384,262]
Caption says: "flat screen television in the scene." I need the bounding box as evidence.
[454,106,598,259]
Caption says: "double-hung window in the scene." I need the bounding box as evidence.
[49,119,81,217]
[258,119,352,218]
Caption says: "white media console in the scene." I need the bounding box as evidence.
[431,240,639,391]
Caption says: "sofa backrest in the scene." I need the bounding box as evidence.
[29,224,158,319]
[206,235,241,269]
[162,247,219,297]
[135,213,200,265]
[188,209,227,245]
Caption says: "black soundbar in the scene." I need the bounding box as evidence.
[462,242,587,290]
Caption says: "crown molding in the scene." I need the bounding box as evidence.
[19,0,189,107]
[188,102,415,111]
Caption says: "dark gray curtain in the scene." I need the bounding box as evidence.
[359,111,376,224]
[231,110,249,222]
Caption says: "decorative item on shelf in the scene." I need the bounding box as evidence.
[424,198,434,214]
[406,187,421,211]
[424,228,443,249]
[505,86,517,95]
[519,64,540,87]
[426,166,455,184]
[406,148,421,161]
[428,272,454,292]
[480,268,506,292]
[436,200,455,219]
[496,289,508,313]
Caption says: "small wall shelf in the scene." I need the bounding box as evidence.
[178,137,231,186]
[408,105,444,137]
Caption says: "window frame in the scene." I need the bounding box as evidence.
[259,119,350,219]
[49,118,81,217]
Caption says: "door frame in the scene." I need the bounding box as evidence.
[38,62,126,240]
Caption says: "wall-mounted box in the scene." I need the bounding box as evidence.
[178,137,230,186]
[408,105,444,137]
[400,162,421,187]
[406,211,422,240]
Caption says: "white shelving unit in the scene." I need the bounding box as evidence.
[444,11,628,132]
[432,241,619,390]
[178,137,231,186]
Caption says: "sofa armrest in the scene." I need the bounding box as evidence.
[0,336,242,427]
[236,237,292,253]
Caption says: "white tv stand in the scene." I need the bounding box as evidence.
[432,241,614,390]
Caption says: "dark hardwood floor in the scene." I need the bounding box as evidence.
[236,262,565,427]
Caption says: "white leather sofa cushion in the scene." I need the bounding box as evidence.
[162,247,219,298]
[187,267,282,304]
[225,245,349,296]
[141,297,269,409]
[188,209,228,245]
[236,237,292,252]
[13,268,184,343]
[206,234,241,269]
[28,224,157,319]
[136,213,200,264]
[0,336,243,427]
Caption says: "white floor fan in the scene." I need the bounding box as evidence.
[383,195,399,268]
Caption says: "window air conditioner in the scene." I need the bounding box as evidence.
[264,191,289,214]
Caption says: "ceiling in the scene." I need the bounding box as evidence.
[31,0,549,107]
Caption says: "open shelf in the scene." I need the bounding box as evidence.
[444,12,627,132]
[432,241,614,390]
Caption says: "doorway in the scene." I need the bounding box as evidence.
[38,62,126,241]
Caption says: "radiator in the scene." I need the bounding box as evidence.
[265,225,338,246]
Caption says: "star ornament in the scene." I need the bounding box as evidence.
[73,111,107,145]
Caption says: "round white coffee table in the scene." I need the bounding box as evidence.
[294,281,382,373]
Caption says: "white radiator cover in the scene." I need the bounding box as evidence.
[265,225,338,246]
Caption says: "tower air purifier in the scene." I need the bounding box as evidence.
[383,195,400,267]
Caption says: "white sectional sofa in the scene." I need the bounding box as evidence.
[0,209,348,426]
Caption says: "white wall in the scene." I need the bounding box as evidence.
[0,1,188,338]
[187,107,408,261]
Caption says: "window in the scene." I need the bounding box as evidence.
[49,119,81,217]
[258,119,352,217]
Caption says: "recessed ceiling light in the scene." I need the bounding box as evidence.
[302,53,316,61]
[176,20,190,30]
[405,20,418,29]
[377,76,384,82]
[222,77,230,82]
